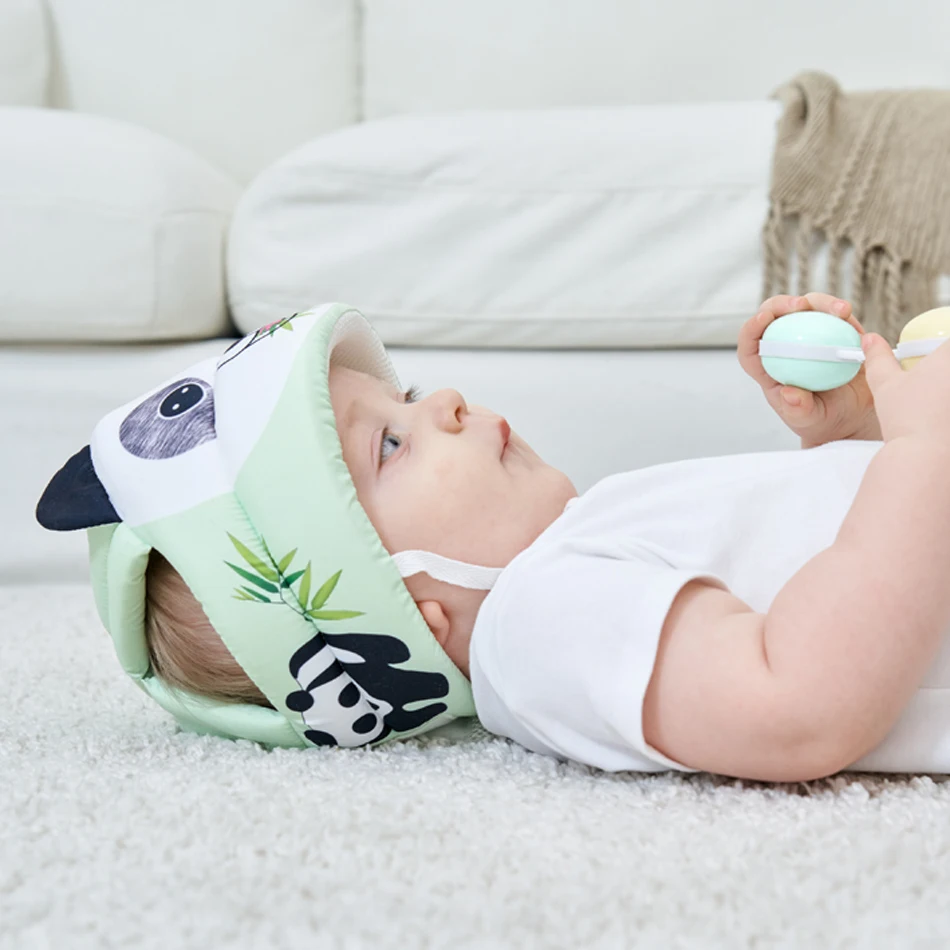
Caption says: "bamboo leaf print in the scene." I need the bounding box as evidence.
[281,569,306,589]
[225,562,278,593]
[227,533,278,581]
[310,570,341,611]
[307,609,364,621]
[299,562,312,607]
[241,586,271,603]
[225,529,363,623]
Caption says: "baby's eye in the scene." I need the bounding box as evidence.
[380,431,402,464]
[378,385,419,464]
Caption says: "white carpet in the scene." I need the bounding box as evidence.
[3,585,950,949]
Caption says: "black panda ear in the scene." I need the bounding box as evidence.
[36,445,120,531]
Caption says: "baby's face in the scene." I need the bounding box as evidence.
[329,365,576,573]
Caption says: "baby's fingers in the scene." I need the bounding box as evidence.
[802,292,865,335]
[760,294,810,317]
[862,333,902,395]
[737,310,780,386]
[779,386,813,411]
[766,385,831,438]
[739,296,814,383]
[776,386,822,425]
[803,292,849,317]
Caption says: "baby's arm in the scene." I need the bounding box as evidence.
[645,335,950,781]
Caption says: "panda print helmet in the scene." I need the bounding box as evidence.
[36,303,488,749]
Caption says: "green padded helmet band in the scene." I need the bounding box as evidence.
[37,304,475,748]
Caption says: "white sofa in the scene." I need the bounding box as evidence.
[3,0,950,583]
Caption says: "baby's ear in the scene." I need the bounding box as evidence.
[416,600,451,647]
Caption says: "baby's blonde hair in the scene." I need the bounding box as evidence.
[144,550,272,708]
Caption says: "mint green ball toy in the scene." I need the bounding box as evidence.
[759,311,863,392]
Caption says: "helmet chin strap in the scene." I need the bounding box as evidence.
[391,550,503,591]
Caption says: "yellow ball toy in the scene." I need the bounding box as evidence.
[897,307,950,370]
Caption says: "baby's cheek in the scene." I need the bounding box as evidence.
[379,473,453,547]
[418,466,481,531]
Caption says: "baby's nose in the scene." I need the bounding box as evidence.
[433,389,467,430]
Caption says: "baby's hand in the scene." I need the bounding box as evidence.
[737,293,882,448]
[863,328,950,448]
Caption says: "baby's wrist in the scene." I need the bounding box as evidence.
[799,413,882,450]
[849,411,884,443]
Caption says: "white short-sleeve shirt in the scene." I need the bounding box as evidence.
[469,440,950,774]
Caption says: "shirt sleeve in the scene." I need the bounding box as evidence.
[469,545,724,773]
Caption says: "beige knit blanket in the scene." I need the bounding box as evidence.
[763,72,950,343]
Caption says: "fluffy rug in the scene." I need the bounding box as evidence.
[3,585,950,949]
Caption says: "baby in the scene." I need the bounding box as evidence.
[36,294,950,781]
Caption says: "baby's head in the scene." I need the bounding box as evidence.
[325,363,575,674]
[39,303,575,748]
[143,361,574,701]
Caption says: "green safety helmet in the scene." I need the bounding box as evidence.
[36,303,502,748]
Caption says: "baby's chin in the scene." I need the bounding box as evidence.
[511,435,575,494]
[508,431,546,465]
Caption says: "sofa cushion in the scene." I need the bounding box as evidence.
[0,0,47,105]
[0,108,239,343]
[228,103,781,348]
[45,0,359,185]
[362,0,950,118]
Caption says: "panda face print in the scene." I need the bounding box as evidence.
[119,378,216,460]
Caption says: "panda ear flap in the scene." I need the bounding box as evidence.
[36,445,121,531]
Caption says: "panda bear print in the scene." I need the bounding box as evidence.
[286,631,450,747]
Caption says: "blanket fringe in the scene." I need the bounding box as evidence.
[762,212,937,344]
[762,73,948,344]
